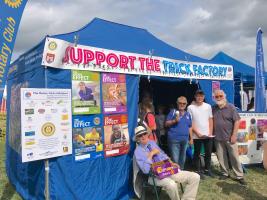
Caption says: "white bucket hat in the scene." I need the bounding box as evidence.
[133,125,148,141]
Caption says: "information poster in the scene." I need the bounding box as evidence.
[237,112,267,164]
[102,73,127,114]
[21,88,72,162]
[72,70,101,115]
[104,114,129,157]
[73,115,103,161]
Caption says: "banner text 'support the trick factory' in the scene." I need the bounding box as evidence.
[42,37,234,80]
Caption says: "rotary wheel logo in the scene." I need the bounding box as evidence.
[41,122,56,136]
[4,0,22,8]
[48,41,57,51]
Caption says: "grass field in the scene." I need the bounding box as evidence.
[0,139,267,200]
[0,141,22,200]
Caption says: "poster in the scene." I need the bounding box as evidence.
[237,112,267,164]
[102,73,127,114]
[212,81,220,100]
[72,70,101,115]
[21,88,72,162]
[104,114,129,157]
[73,115,103,161]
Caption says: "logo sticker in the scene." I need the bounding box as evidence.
[46,53,55,63]
[41,122,56,136]
[48,41,57,51]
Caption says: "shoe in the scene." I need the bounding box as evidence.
[237,178,247,186]
[197,172,205,180]
[205,170,215,178]
[219,175,229,180]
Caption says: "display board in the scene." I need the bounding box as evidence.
[72,115,103,161]
[237,112,267,164]
[21,88,72,162]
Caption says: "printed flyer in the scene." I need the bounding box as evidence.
[21,88,72,162]
[73,115,103,161]
[212,81,220,100]
[72,70,101,115]
[104,114,129,157]
[237,112,267,164]
[102,73,127,114]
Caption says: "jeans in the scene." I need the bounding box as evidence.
[168,140,188,169]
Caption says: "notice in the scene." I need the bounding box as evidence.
[21,88,72,162]
[237,112,267,164]
[73,115,103,161]
[72,70,101,115]
[102,73,127,114]
[104,114,129,157]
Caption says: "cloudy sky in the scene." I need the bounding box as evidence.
[13,0,267,67]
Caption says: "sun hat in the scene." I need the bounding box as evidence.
[133,125,148,141]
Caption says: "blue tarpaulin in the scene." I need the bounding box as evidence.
[6,18,234,200]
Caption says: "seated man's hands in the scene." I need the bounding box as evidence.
[147,148,160,160]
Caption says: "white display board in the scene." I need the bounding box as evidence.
[237,112,267,164]
[21,88,72,162]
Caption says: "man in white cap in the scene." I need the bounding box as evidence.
[134,125,200,200]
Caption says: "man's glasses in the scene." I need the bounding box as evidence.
[178,102,187,105]
[215,95,224,99]
[137,133,147,138]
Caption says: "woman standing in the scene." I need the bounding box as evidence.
[141,100,158,143]
[165,96,193,169]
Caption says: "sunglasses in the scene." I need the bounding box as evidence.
[215,95,224,99]
[178,102,187,105]
[137,132,148,138]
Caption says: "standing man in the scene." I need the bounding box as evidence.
[212,90,246,185]
[188,90,214,178]
[165,96,193,169]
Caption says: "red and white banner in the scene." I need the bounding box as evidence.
[42,37,234,80]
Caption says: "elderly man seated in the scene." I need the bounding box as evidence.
[134,125,200,200]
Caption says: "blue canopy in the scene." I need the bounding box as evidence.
[211,51,267,84]
[6,18,234,200]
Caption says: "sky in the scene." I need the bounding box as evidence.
[12,0,267,68]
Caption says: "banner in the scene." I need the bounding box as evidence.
[237,112,267,164]
[0,0,28,104]
[42,37,234,80]
[73,115,103,161]
[255,28,266,112]
[21,88,72,162]
[72,70,101,115]
[104,114,129,157]
[102,73,127,114]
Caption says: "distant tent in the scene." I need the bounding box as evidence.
[210,51,267,109]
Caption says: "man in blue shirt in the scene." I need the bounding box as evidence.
[134,125,200,200]
[165,96,193,169]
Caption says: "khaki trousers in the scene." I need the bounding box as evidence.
[215,140,244,179]
[263,142,267,170]
[148,171,200,200]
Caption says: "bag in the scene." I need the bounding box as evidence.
[151,159,179,180]
[143,112,160,142]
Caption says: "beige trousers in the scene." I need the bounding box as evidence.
[215,140,244,179]
[263,142,267,170]
[148,171,200,200]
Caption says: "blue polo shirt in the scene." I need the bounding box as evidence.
[166,109,192,141]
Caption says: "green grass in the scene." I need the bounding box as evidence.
[1,139,267,200]
[197,167,267,200]
[0,141,22,200]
